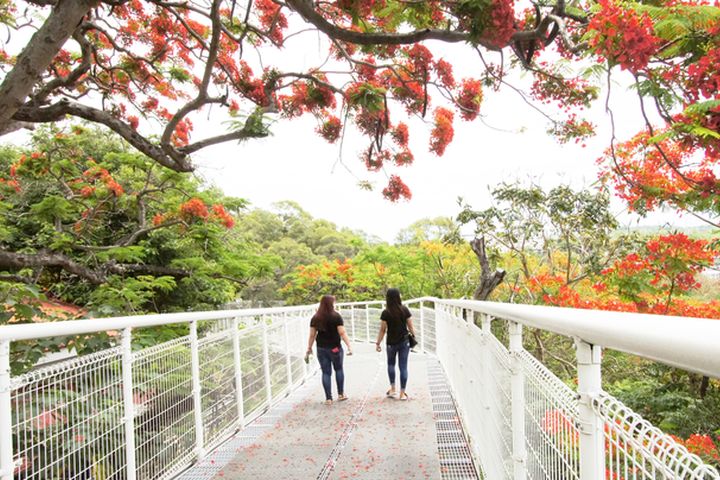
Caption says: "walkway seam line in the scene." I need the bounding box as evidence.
[315,354,383,480]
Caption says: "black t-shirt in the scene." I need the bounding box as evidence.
[380,306,412,345]
[310,313,344,349]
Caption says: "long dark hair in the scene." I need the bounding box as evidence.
[312,295,336,332]
[385,288,404,320]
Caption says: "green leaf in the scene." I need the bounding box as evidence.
[29,195,73,221]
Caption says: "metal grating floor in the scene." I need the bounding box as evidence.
[175,376,319,480]
[427,361,482,480]
[178,353,481,480]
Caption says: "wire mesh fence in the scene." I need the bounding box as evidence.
[430,300,720,480]
[4,307,317,480]
[2,300,719,480]
[11,348,126,480]
[520,350,580,480]
[596,393,719,480]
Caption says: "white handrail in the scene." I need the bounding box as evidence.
[0,304,316,341]
[432,299,720,378]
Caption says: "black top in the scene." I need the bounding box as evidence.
[310,313,344,349]
[380,306,412,345]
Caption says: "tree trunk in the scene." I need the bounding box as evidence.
[0,0,96,132]
[470,236,506,300]
[700,375,710,399]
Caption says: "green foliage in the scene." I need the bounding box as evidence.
[0,124,277,371]
[456,0,495,44]
[606,362,720,438]
[458,182,625,303]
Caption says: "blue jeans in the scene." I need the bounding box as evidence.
[316,346,345,400]
[386,340,410,390]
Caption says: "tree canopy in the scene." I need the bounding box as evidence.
[0,0,718,210]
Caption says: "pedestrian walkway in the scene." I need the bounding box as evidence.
[185,343,450,479]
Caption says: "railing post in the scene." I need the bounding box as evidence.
[350,306,356,342]
[434,303,444,360]
[189,320,205,459]
[262,318,273,406]
[480,314,492,414]
[283,313,293,388]
[365,305,370,343]
[419,302,426,353]
[509,322,527,480]
[0,340,13,480]
[232,317,245,429]
[121,328,137,480]
[576,340,604,480]
[478,314,492,464]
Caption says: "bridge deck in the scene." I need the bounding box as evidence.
[178,343,478,480]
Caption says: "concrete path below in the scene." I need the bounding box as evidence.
[212,343,443,479]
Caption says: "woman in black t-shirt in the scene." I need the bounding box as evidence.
[306,295,353,405]
[375,288,416,401]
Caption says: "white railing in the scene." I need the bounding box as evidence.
[0,298,718,480]
[0,305,321,480]
[431,298,720,480]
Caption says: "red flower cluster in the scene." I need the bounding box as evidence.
[289,79,337,114]
[82,165,124,197]
[588,0,660,72]
[391,123,409,147]
[212,204,235,229]
[429,107,454,156]
[364,149,389,172]
[393,150,414,166]
[172,118,193,147]
[356,57,378,81]
[255,0,288,44]
[152,213,166,226]
[404,45,433,76]
[682,47,720,102]
[434,59,456,89]
[456,79,483,121]
[316,116,342,143]
[600,129,719,213]
[335,0,381,19]
[682,434,720,463]
[388,73,426,115]
[179,198,209,220]
[530,68,598,110]
[487,0,516,47]
[382,175,412,202]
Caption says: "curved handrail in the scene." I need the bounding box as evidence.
[0,304,318,342]
[429,298,720,378]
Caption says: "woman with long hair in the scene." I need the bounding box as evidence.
[375,288,416,401]
[306,295,353,405]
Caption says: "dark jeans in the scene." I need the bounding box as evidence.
[386,340,410,390]
[316,346,345,400]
